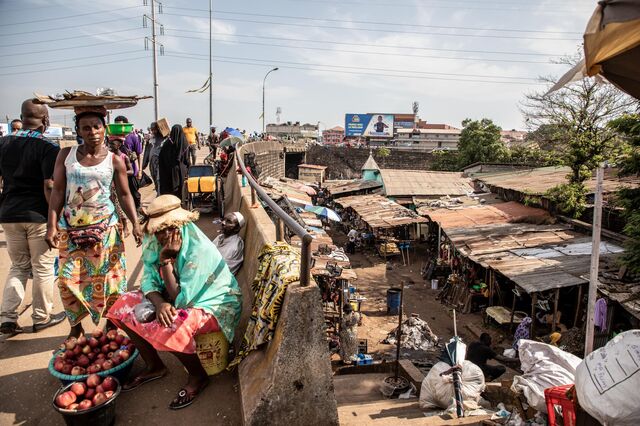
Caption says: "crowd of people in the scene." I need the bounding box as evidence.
[0,99,247,409]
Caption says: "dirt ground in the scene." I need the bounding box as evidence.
[328,228,519,380]
[0,150,242,426]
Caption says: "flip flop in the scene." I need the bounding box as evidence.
[122,371,166,392]
[168,381,209,410]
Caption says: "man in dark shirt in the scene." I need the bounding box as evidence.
[114,115,142,211]
[0,99,65,335]
[466,333,509,381]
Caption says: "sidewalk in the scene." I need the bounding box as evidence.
[0,149,241,425]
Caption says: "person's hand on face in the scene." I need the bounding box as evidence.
[159,227,182,260]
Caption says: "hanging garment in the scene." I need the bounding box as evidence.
[594,298,608,331]
[228,242,300,368]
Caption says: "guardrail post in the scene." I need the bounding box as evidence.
[251,187,257,208]
[275,218,283,241]
[300,236,312,287]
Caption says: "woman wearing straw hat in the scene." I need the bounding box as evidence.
[106,194,241,409]
[45,105,143,338]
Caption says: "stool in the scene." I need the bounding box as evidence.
[545,384,576,426]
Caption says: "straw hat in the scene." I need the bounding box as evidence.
[144,195,199,234]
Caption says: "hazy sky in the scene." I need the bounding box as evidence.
[0,0,595,132]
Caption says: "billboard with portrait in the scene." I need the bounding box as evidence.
[345,114,394,138]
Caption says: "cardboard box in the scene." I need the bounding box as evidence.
[157,118,170,137]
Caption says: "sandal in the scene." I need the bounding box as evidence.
[122,371,166,392]
[169,381,209,410]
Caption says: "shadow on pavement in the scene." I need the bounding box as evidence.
[0,335,63,360]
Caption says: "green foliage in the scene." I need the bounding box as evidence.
[430,150,460,171]
[376,146,390,157]
[545,183,587,218]
[457,118,508,167]
[506,145,559,166]
[609,114,640,274]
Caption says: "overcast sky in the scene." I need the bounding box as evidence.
[0,0,595,132]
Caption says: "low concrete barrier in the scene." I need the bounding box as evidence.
[225,143,338,425]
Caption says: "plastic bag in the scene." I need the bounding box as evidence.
[510,340,581,412]
[134,298,156,323]
[575,330,640,426]
[419,360,485,410]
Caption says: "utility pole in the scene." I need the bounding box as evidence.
[209,0,213,128]
[144,0,163,122]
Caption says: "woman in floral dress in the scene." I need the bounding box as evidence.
[45,106,142,337]
[106,194,241,409]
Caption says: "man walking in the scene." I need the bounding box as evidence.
[182,117,198,166]
[114,115,142,211]
[0,99,65,335]
[142,121,166,195]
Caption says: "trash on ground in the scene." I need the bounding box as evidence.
[383,316,439,350]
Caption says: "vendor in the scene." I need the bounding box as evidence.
[106,195,241,410]
[212,212,245,275]
[466,333,515,381]
[339,303,360,364]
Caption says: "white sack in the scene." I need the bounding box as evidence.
[575,330,640,426]
[419,360,485,410]
[510,339,582,413]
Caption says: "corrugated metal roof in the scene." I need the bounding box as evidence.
[298,164,327,170]
[325,179,383,196]
[420,201,551,229]
[336,194,427,229]
[475,166,640,195]
[379,169,473,197]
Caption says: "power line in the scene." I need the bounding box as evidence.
[0,16,139,37]
[5,37,141,56]
[163,6,582,35]
[169,50,541,81]
[0,5,142,26]
[163,12,581,41]
[165,53,544,86]
[166,28,564,57]
[167,33,560,65]
[0,55,150,77]
[0,49,142,69]
[0,27,142,48]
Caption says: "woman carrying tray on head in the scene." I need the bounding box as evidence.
[45,105,143,338]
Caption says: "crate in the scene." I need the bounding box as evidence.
[545,384,576,426]
[357,339,368,354]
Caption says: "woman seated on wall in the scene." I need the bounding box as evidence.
[106,195,242,409]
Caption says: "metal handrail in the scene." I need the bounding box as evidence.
[235,145,313,286]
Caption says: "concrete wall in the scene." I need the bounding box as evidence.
[225,143,338,426]
[307,145,435,179]
[239,140,286,180]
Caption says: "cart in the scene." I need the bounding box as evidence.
[183,165,218,211]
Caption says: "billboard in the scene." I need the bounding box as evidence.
[345,114,394,138]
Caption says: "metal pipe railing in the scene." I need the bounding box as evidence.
[235,146,313,286]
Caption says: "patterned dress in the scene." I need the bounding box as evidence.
[57,146,125,326]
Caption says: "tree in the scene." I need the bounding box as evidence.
[457,118,507,167]
[430,150,460,171]
[609,114,640,274]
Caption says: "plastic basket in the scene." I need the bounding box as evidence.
[48,349,139,386]
[52,377,121,426]
[106,123,133,136]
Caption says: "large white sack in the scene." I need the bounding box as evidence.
[511,339,582,413]
[419,360,485,410]
[575,330,640,426]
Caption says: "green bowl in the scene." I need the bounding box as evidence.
[106,123,134,136]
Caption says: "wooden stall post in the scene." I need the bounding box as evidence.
[509,286,517,332]
[530,293,538,338]
[552,288,560,331]
[574,284,583,328]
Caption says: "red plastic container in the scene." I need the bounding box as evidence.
[545,384,576,426]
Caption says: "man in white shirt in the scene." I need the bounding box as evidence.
[213,212,245,275]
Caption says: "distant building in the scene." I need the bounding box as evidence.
[322,126,344,145]
[266,121,318,140]
[500,129,528,147]
[395,122,461,151]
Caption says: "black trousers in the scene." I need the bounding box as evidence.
[481,364,506,382]
[128,174,141,209]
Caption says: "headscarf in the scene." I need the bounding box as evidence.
[512,316,532,351]
[549,332,562,346]
[158,125,189,195]
[232,212,246,228]
[140,222,242,342]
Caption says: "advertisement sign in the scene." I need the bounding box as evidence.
[44,126,63,139]
[345,114,394,138]
[394,120,415,129]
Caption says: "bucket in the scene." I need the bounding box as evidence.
[52,378,121,426]
[431,279,439,290]
[195,331,229,375]
[349,299,361,312]
[386,287,402,315]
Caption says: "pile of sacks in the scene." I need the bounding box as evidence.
[383,316,439,350]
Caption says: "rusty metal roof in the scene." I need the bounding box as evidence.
[420,201,552,229]
[475,166,640,195]
[324,179,383,197]
[336,194,427,229]
[379,169,473,197]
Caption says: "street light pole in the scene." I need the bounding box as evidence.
[208,0,213,128]
[262,67,279,135]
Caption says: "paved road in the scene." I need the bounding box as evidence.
[0,146,241,425]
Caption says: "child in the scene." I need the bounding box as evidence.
[108,136,133,236]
